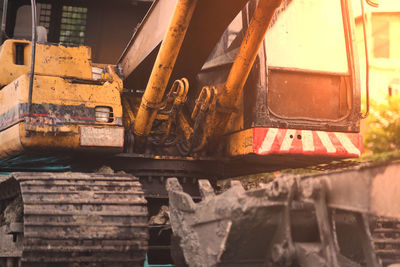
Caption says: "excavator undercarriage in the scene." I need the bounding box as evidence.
[0,172,148,267]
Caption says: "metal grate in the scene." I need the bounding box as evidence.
[59,6,87,45]
[37,3,51,31]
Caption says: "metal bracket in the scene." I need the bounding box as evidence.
[6,223,23,243]
[312,180,341,267]
[178,86,217,155]
[355,213,382,267]
[305,180,382,267]
[152,78,189,146]
[269,178,296,266]
[6,223,23,235]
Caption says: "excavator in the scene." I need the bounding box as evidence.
[0,0,398,266]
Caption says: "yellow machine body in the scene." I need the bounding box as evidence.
[0,40,124,159]
[0,1,377,266]
[0,0,362,171]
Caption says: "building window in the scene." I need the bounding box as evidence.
[59,6,87,45]
[37,3,51,31]
[372,18,389,58]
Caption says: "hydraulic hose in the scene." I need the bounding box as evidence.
[28,0,37,115]
[360,0,370,119]
[133,0,198,141]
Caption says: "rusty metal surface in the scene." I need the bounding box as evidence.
[299,162,400,218]
[0,172,149,266]
[118,0,178,78]
[267,69,350,120]
[168,178,324,266]
[166,162,400,266]
[168,176,369,266]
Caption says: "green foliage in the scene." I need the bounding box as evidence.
[364,95,400,153]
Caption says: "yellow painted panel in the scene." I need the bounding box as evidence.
[225,128,253,156]
[35,43,92,79]
[0,73,122,119]
[0,75,28,116]
[0,40,93,86]
[30,75,122,117]
[20,123,80,150]
[0,124,23,158]
[19,124,123,153]
[0,73,124,159]
[0,40,30,86]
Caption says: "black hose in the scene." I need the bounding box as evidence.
[360,0,370,119]
[28,0,37,116]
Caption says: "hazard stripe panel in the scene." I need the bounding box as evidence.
[253,128,362,157]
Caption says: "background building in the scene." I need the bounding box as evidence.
[353,0,400,100]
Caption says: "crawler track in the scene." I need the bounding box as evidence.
[373,217,400,266]
[0,172,148,267]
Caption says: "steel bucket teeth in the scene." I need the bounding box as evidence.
[167,177,283,266]
[167,163,400,267]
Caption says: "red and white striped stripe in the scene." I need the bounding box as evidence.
[253,128,362,157]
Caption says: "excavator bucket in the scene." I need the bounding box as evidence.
[167,162,400,266]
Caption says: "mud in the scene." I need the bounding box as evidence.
[149,205,170,225]
[96,165,115,174]
[1,196,23,226]
[96,165,127,175]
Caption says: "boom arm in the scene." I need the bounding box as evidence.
[129,0,284,148]
[133,0,198,140]
[213,0,283,135]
